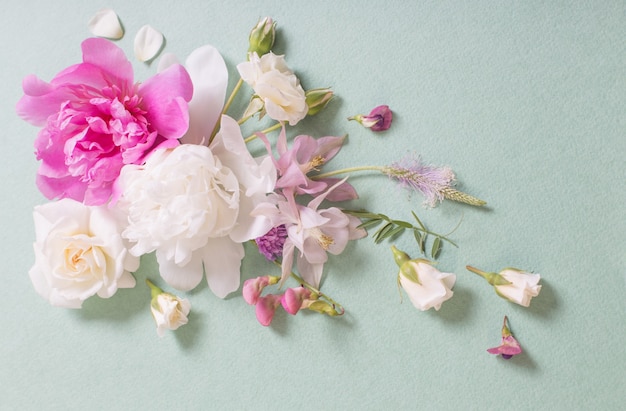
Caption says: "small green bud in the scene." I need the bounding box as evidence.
[391,245,411,268]
[248,17,276,56]
[306,300,341,316]
[305,88,334,116]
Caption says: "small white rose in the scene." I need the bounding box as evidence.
[150,292,191,337]
[398,260,456,311]
[466,266,542,307]
[495,269,542,307]
[237,52,307,126]
[29,199,139,308]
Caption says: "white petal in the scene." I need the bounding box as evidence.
[157,52,179,73]
[180,45,228,145]
[200,238,244,298]
[134,25,164,62]
[156,249,204,292]
[87,9,124,40]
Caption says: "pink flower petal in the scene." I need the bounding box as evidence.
[255,294,282,326]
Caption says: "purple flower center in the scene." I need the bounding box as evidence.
[255,225,288,261]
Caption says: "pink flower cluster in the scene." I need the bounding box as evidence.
[243,275,318,326]
[17,38,193,205]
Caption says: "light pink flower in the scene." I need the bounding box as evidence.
[487,316,522,359]
[242,275,279,305]
[17,38,193,205]
[256,126,357,202]
[252,182,366,287]
[255,294,283,326]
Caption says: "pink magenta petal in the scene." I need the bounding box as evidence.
[255,294,282,326]
[280,287,312,315]
[180,45,228,145]
[80,38,133,85]
[139,64,193,139]
[242,276,271,305]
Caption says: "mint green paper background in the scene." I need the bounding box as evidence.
[2,1,624,409]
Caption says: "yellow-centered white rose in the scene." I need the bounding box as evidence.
[29,198,139,308]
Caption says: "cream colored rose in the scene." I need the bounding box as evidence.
[29,199,139,308]
[237,52,307,126]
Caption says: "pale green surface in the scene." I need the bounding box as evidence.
[2,1,625,410]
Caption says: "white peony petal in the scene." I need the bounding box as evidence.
[200,238,245,298]
[180,45,228,145]
[134,25,164,62]
[156,249,204,292]
[157,52,179,73]
[87,9,124,40]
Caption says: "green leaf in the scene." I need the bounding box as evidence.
[357,219,383,230]
[391,220,413,228]
[385,226,405,241]
[411,211,426,230]
[431,237,442,259]
[374,222,393,243]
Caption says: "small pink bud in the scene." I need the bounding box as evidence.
[242,275,279,305]
[348,105,393,132]
[487,316,523,359]
[255,294,283,326]
[280,286,313,315]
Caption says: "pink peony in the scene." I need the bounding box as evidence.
[17,38,193,205]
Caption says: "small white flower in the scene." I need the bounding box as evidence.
[149,289,191,337]
[237,52,307,126]
[391,246,455,311]
[466,266,542,307]
[29,199,138,308]
[495,269,542,307]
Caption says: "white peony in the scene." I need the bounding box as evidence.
[237,52,307,126]
[115,115,276,297]
[29,198,138,308]
[398,260,456,311]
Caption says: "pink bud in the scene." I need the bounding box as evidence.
[348,105,393,132]
[280,287,312,315]
[255,294,283,326]
[242,275,279,305]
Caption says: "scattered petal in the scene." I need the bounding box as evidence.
[134,25,164,62]
[88,9,124,40]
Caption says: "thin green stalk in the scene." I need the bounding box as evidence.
[312,165,385,180]
[244,122,282,143]
[208,78,244,144]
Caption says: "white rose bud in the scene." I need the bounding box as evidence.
[147,280,191,337]
[466,266,541,307]
[391,246,456,311]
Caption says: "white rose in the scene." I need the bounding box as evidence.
[116,116,276,297]
[237,52,307,126]
[398,260,456,311]
[150,292,191,337]
[29,199,139,308]
[495,269,541,307]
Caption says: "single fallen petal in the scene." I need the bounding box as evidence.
[134,25,164,62]
[88,9,124,40]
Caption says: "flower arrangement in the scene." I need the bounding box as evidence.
[18,9,542,353]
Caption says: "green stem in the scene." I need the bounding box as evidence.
[244,122,282,144]
[312,165,386,180]
[208,78,244,145]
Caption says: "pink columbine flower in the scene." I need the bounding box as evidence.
[16,38,193,205]
[256,127,358,202]
[255,294,283,326]
[280,286,313,315]
[242,275,279,305]
[348,105,393,132]
[487,316,522,359]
